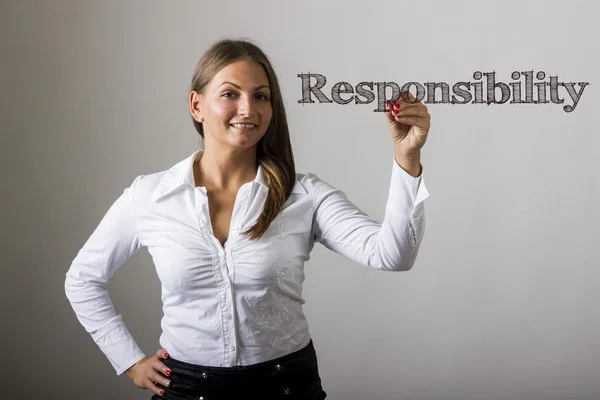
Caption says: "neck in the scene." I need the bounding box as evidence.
[195,146,258,191]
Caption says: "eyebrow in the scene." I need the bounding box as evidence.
[218,81,270,91]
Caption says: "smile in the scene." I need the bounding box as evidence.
[230,123,257,129]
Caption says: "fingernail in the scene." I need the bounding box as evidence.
[160,390,165,396]
[393,103,400,110]
[164,379,171,387]
[164,352,169,358]
[166,369,171,376]
[392,109,398,114]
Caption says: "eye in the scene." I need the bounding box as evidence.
[256,94,270,101]
[222,92,237,98]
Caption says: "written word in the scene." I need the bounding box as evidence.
[297,71,589,113]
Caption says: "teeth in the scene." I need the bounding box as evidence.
[231,123,255,128]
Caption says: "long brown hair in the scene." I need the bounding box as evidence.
[190,38,296,240]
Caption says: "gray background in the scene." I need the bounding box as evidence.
[2,1,599,399]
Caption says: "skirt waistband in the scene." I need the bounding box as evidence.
[166,340,317,376]
[154,340,326,399]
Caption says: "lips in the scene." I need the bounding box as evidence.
[229,122,256,127]
[230,123,257,129]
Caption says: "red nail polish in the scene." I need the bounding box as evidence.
[160,390,165,396]
[166,369,171,376]
[393,103,400,110]
[164,352,169,358]
[392,109,398,114]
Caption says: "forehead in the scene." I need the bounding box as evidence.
[210,60,270,88]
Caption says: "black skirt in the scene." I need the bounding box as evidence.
[151,339,327,400]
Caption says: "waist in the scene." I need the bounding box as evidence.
[165,339,318,376]
[159,313,311,367]
[157,340,326,399]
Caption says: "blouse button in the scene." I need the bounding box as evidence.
[275,364,283,371]
[283,388,291,395]
[201,372,208,379]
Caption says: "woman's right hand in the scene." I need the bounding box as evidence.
[125,349,172,397]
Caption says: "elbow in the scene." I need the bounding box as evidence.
[64,268,104,303]
[64,272,78,303]
[377,217,425,272]
[386,259,416,272]
[397,260,416,272]
[379,246,420,272]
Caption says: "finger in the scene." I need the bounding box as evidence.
[151,358,172,378]
[391,99,421,115]
[390,100,405,111]
[391,116,430,129]
[145,378,166,397]
[384,101,397,124]
[150,371,172,389]
[156,349,170,359]
[391,107,428,119]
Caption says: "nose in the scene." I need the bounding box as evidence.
[237,95,256,117]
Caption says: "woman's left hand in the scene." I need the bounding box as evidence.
[385,92,431,155]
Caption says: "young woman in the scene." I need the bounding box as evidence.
[65,38,431,400]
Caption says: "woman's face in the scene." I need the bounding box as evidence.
[193,60,273,151]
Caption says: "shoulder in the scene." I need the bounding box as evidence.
[295,171,343,197]
[126,169,170,203]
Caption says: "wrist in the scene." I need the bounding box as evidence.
[125,358,143,377]
[394,151,422,177]
[394,146,420,159]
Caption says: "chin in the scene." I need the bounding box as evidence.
[228,130,265,145]
[226,136,261,150]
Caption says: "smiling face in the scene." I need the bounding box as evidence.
[191,60,273,151]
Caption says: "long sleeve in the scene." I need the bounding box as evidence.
[310,158,430,271]
[64,176,147,375]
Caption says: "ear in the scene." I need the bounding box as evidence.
[189,90,203,122]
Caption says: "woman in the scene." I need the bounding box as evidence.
[65,38,431,399]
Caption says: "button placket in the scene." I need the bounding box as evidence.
[220,230,237,352]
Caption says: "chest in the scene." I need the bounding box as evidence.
[138,184,315,293]
[206,189,237,246]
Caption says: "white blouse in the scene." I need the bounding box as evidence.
[64,150,430,375]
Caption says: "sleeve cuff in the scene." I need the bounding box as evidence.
[386,157,430,218]
[93,315,147,375]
